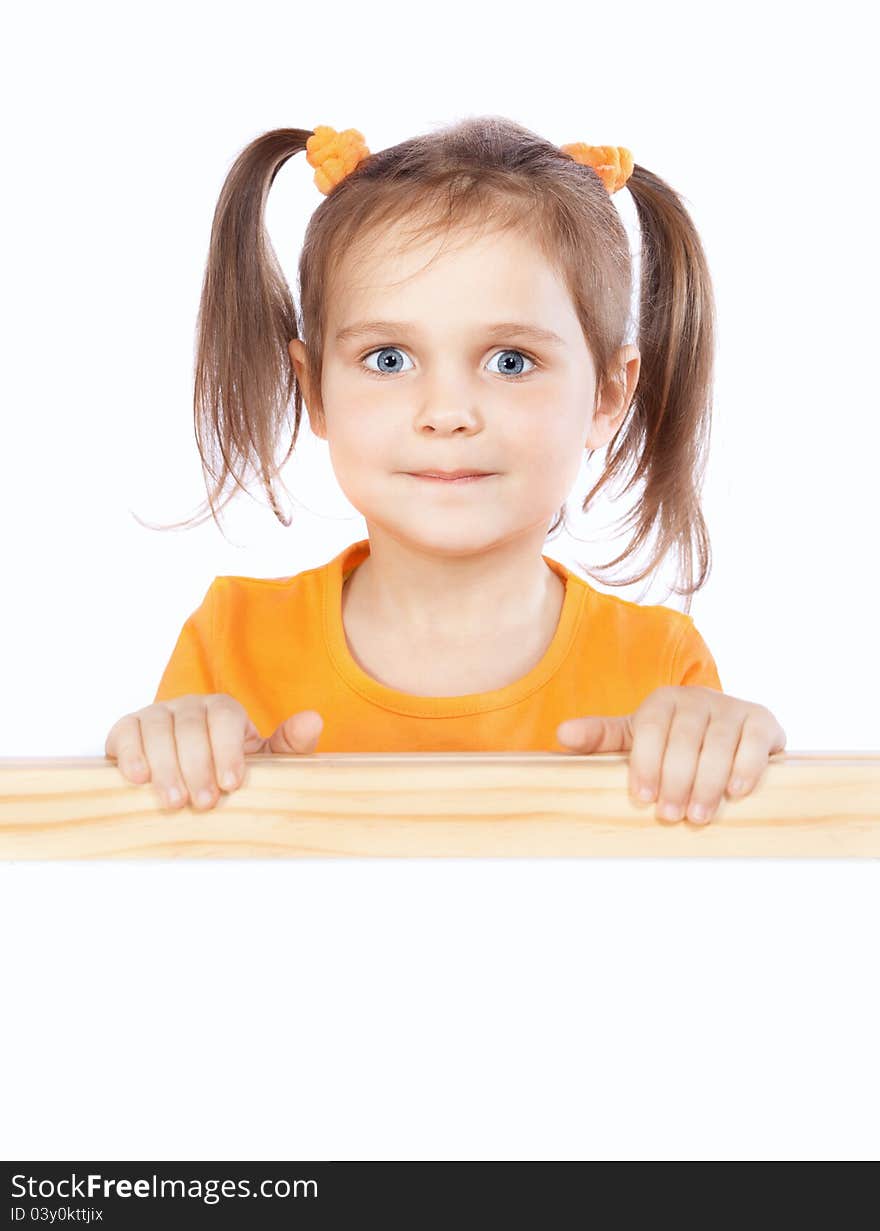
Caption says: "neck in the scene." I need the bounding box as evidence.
[342,531,564,647]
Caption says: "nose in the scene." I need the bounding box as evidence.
[419,415,477,434]
[413,373,483,434]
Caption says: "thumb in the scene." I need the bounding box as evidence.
[262,709,324,755]
[556,713,633,753]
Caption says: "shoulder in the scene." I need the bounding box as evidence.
[568,571,718,686]
[208,560,327,600]
[572,571,693,642]
[212,563,324,589]
[200,565,328,638]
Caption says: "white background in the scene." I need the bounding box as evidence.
[1,0,878,1161]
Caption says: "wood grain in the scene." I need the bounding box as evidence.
[0,752,878,858]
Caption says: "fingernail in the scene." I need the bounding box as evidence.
[660,802,680,821]
[638,786,654,802]
[729,778,746,795]
[221,771,237,790]
[689,804,707,822]
[196,789,213,808]
[166,787,182,806]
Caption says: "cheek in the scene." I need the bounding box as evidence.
[324,409,399,507]
[510,410,583,479]
[321,385,392,459]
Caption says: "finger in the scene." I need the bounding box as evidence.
[172,700,221,810]
[104,715,150,783]
[654,702,710,823]
[724,711,780,799]
[557,714,632,754]
[242,716,267,755]
[205,699,255,792]
[627,691,676,804]
[138,706,188,809]
[267,710,323,754]
[684,715,745,824]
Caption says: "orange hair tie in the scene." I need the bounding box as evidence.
[306,126,633,197]
[306,124,371,195]
[559,143,634,194]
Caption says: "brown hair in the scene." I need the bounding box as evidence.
[137,115,716,609]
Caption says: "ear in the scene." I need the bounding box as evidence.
[586,344,641,449]
[287,338,327,439]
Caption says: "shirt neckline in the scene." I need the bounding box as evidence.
[321,538,587,717]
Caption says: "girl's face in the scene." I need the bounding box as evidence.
[289,223,639,556]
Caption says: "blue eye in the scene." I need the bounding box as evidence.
[488,350,536,378]
[358,346,538,379]
[360,347,415,376]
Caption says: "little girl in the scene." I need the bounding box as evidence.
[105,116,786,824]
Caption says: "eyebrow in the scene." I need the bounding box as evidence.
[333,319,567,348]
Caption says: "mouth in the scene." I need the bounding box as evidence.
[406,471,496,484]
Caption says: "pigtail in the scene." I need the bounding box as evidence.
[134,128,313,535]
[580,164,716,612]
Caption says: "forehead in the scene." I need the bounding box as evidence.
[327,220,570,326]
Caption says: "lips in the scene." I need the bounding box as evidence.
[410,470,493,479]
[408,472,494,486]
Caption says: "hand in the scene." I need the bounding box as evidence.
[105,694,323,811]
[555,686,787,825]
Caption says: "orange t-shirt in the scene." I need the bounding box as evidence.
[153,537,722,751]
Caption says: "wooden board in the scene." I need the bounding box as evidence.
[1,751,878,858]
